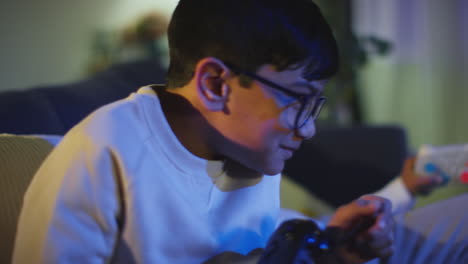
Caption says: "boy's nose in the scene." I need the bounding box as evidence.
[295,120,316,140]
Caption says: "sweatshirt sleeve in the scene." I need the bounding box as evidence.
[12,133,122,264]
[374,177,415,216]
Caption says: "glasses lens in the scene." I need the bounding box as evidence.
[296,97,327,129]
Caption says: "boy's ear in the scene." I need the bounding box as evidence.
[194,57,231,112]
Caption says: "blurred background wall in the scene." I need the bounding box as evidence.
[0,0,177,91]
[0,0,466,150]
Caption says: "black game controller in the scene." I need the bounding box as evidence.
[258,219,334,264]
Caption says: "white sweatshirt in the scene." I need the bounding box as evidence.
[13,86,281,263]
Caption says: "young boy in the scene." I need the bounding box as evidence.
[13,0,395,263]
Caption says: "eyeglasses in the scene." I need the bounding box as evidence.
[225,63,327,130]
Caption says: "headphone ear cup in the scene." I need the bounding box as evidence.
[200,72,224,100]
[203,76,230,101]
[204,87,223,100]
[221,84,229,97]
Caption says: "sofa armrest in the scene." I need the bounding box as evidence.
[283,125,408,207]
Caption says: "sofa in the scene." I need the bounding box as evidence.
[0,58,166,135]
[0,135,59,264]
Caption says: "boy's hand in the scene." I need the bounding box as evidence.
[401,157,443,196]
[325,195,395,264]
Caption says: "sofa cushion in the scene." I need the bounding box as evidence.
[0,134,57,264]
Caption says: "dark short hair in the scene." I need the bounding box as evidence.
[166,0,338,88]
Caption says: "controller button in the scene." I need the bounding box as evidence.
[460,171,468,184]
[424,163,437,173]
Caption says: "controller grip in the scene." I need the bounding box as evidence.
[258,219,331,264]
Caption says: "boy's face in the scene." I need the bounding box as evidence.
[218,65,327,175]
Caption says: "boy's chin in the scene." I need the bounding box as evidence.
[260,162,285,176]
[227,155,284,176]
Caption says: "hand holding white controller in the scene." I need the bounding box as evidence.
[415,143,468,185]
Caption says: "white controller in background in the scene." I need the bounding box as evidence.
[415,144,468,185]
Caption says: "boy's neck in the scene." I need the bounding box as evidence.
[157,87,223,161]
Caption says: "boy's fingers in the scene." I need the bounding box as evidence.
[357,195,391,214]
[419,175,443,186]
[404,157,416,170]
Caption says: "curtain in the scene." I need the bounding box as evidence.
[353,0,467,149]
